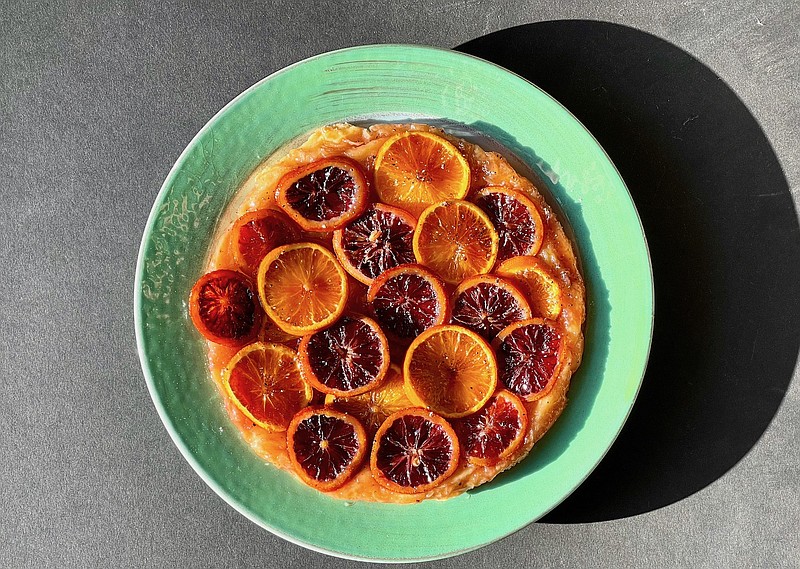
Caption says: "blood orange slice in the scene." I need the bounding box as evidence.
[453,390,528,466]
[451,274,532,341]
[276,157,369,232]
[257,242,349,336]
[413,200,499,284]
[374,131,470,217]
[495,256,563,320]
[222,342,312,431]
[324,364,412,435]
[232,208,298,275]
[287,407,367,492]
[494,318,565,401]
[370,408,460,494]
[332,203,416,285]
[473,186,545,262]
[403,324,498,418]
[189,269,261,347]
[299,315,390,396]
[366,264,451,341]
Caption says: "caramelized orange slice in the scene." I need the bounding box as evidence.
[495,256,563,320]
[257,242,348,335]
[403,324,498,418]
[298,315,390,396]
[189,269,261,347]
[374,131,470,216]
[413,200,499,284]
[276,157,369,232]
[494,318,564,401]
[367,264,451,341]
[370,408,460,494]
[473,186,545,262]
[451,274,532,341]
[453,389,528,466]
[287,406,367,492]
[332,203,417,285]
[222,342,312,431]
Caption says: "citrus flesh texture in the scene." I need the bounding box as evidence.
[190,269,261,346]
[453,390,528,466]
[413,200,498,285]
[495,318,563,401]
[333,203,416,285]
[451,275,532,341]
[473,186,544,262]
[367,264,450,341]
[404,325,498,419]
[257,243,348,335]
[371,409,459,494]
[288,407,367,492]
[299,315,389,396]
[374,131,470,217]
[223,342,312,431]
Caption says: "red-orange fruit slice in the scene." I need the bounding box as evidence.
[494,318,565,401]
[257,242,349,336]
[370,408,460,494]
[324,364,413,435]
[412,200,499,285]
[276,157,369,232]
[451,274,532,341]
[473,186,545,262]
[452,390,528,466]
[299,315,390,396]
[366,264,451,341]
[189,269,261,346]
[403,325,498,419]
[223,342,312,431]
[232,208,298,275]
[287,406,367,492]
[495,256,563,320]
[373,131,471,217]
[332,203,417,285]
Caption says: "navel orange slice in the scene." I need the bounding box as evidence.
[324,364,412,435]
[494,318,564,401]
[473,186,545,262]
[366,264,451,341]
[257,242,348,336]
[332,203,417,285]
[298,315,390,396]
[276,157,369,232]
[287,406,367,492]
[451,274,532,341]
[453,390,528,466]
[403,324,498,419]
[189,269,261,347]
[232,208,299,275]
[374,131,470,217]
[370,408,460,494]
[222,342,312,431]
[413,200,499,284]
[495,256,563,320]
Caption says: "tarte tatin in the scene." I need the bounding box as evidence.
[188,123,585,503]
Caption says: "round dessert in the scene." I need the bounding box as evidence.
[188,123,585,503]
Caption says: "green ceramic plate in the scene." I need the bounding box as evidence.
[135,45,653,562]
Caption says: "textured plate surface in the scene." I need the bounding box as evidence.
[134,44,653,562]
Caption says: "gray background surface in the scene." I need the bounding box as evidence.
[1,1,798,567]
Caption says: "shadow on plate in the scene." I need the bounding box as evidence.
[457,20,800,522]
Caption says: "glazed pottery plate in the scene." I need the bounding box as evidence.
[134,45,653,561]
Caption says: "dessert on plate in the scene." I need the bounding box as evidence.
[187,123,585,503]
